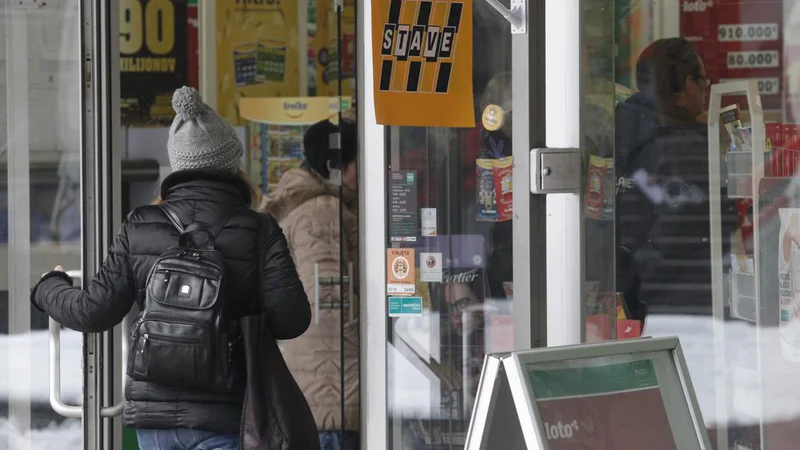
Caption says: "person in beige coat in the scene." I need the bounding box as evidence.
[259,119,359,450]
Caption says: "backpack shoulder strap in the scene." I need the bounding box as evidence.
[162,203,240,240]
[160,204,185,233]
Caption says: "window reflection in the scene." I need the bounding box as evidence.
[592,1,800,448]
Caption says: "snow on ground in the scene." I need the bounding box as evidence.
[646,314,800,427]
[390,313,800,427]
[0,419,81,450]
[0,329,82,404]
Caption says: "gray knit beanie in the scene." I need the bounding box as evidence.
[167,86,243,172]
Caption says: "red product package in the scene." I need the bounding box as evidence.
[617,320,642,340]
[493,156,513,222]
[777,124,800,176]
[767,122,783,176]
[584,155,608,220]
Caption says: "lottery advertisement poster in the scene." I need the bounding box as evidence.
[216,0,301,126]
[120,0,189,126]
[313,0,356,96]
[530,360,679,450]
[371,0,475,127]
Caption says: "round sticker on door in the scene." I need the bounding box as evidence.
[426,255,437,268]
[392,257,410,280]
[482,104,505,131]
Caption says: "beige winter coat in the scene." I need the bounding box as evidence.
[259,168,359,432]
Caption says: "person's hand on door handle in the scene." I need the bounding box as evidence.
[41,265,64,278]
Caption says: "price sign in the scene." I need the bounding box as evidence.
[726,50,780,69]
[119,0,188,126]
[721,77,781,95]
[718,23,779,42]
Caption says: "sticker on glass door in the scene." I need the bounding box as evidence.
[388,296,423,317]
[387,248,415,294]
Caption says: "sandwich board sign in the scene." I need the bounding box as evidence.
[465,337,711,450]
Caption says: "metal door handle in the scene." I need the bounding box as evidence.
[348,262,354,324]
[312,263,356,325]
[314,263,320,325]
[49,269,82,418]
[48,269,129,418]
[49,318,81,418]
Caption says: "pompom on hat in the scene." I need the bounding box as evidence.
[167,86,243,173]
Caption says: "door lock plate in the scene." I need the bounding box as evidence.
[530,148,581,194]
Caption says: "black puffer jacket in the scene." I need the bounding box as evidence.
[31,169,311,434]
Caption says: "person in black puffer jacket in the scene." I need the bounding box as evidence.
[616,38,738,318]
[30,87,312,449]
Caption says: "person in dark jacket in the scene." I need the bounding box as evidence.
[616,39,660,177]
[30,87,313,450]
[616,38,738,317]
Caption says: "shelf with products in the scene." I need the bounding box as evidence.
[708,79,800,447]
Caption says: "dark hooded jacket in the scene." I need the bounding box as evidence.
[615,96,738,315]
[30,169,314,441]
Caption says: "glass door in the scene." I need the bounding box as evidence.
[575,0,800,449]
[0,0,118,448]
[358,0,547,447]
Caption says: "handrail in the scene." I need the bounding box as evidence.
[49,318,82,418]
[314,263,320,325]
[348,262,354,324]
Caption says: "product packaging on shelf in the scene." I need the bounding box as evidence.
[475,136,513,223]
[584,155,614,221]
[771,123,800,177]
[721,104,753,153]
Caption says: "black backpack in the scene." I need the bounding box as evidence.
[128,204,242,391]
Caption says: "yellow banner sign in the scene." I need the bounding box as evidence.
[239,96,353,125]
[372,0,475,128]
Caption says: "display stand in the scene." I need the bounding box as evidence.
[707,80,766,450]
[464,337,711,450]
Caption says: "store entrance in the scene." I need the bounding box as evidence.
[362,0,548,447]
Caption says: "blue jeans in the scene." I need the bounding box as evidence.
[136,428,239,450]
[319,431,359,450]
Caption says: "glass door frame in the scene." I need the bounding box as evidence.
[355,0,549,448]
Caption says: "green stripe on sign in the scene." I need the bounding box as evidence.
[529,359,658,399]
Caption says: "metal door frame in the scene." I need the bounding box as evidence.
[81,0,125,450]
[544,0,584,347]
[80,0,124,450]
[355,0,549,447]
[80,0,122,448]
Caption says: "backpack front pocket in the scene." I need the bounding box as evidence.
[128,318,214,388]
